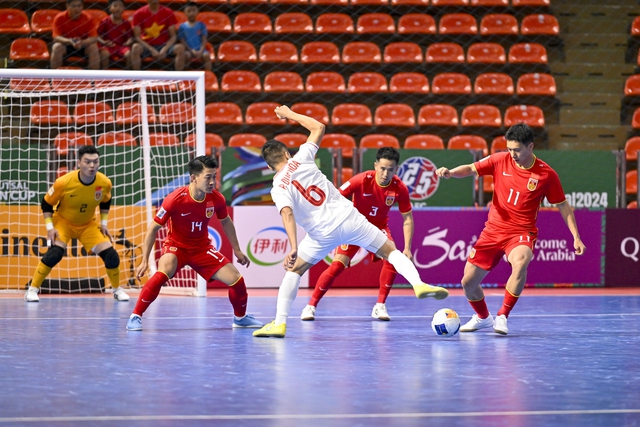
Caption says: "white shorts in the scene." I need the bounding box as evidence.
[297,209,388,265]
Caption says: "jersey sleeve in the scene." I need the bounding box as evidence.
[154,196,173,226]
[177,23,186,41]
[52,13,64,38]
[97,18,108,37]
[396,181,413,214]
[544,169,566,205]
[473,154,495,177]
[339,173,361,198]
[271,186,293,214]
[293,142,319,163]
[165,8,177,27]
[101,178,113,203]
[43,176,67,207]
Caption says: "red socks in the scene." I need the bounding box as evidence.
[377,261,396,303]
[468,297,490,319]
[133,271,169,316]
[309,261,345,307]
[497,289,520,318]
[228,277,248,317]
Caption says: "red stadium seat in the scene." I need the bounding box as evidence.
[342,42,381,64]
[185,133,225,155]
[310,0,348,5]
[321,133,356,157]
[473,73,514,95]
[274,13,313,34]
[461,104,502,127]
[148,133,180,146]
[97,132,137,146]
[10,78,52,92]
[245,102,284,125]
[351,0,389,6]
[0,9,31,35]
[624,75,640,96]
[275,133,308,148]
[520,14,560,36]
[632,17,640,36]
[74,101,115,125]
[467,43,506,64]
[356,13,395,34]
[516,73,557,96]
[115,102,156,125]
[229,0,268,4]
[508,43,548,64]
[374,104,415,127]
[425,43,465,63]
[85,9,108,27]
[305,72,346,93]
[178,71,219,92]
[418,104,459,127]
[221,70,262,92]
[503,105,545,127]
[347,72,388,93]
[205,102,243,125]
[271,0,309,4]
[315,13,354,34]
[263,71,304,92]
[31,9,60,35]
[392,0,429,5]
[31,101,72,125]
[360,134,400,149]
[629,201,638,209]
[389,72,429,94]
[632,108,640,129]
[197,12,231,33]
[52,77,93,92]
[331,104,373,126]
[259,41,299,63]
[54,132,93,156]
[333,167,353,186]
[439,13,477,35]
[233,13,272,33]
[625,137,640,161]
[159,102,195,124]
[10,38,50,61]
[471,0,508,5]
[448,135,488,155]
[291,102,330,124]
[216,41,257,62]
[479,14,519,36]
[431,73,472,94]
[397,14,436,35]
[512,0,550,5]
[228,133,268,147]
[490,135,507,153]
[404,134,445,149]
[627,170,638,194]
[300,41,340,64]
[431,0,469,5]
[384,42,423,64]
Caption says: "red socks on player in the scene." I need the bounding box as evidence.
[377,261,397,304]
[228,277,248,317]
[309,261,345,307]
[133,270,169,316]
[468,297,491,319]
[497,289,520,318]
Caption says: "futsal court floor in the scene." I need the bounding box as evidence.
[0,287,639,427]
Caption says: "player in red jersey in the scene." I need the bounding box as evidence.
[98,0,141,69]
[436,123,585,335]
[126,156,263,331]
[300,147,414,321]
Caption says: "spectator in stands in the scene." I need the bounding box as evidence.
[131,0,185,71]
[98,0,142,69]
[51,0,100,70]
[178,2,211,72]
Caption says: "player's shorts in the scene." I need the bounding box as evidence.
[298,209,388,265]
[468,226,537,271]
[102,45,130,60]
[335,226,393,266]
[53,216,110,253]
[161,241,230,281]
[140,43,177,58]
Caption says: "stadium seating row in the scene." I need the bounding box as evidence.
[27,0,551,7]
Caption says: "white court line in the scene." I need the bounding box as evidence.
[0,409,639,423]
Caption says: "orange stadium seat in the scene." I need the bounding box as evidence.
[228,133,268,147]
[148,133,180,146]
[474,73,514,95]
[315,13,355,34]
[10,38,50,61]
[52,77,93,91]
[342,42,381,64]
[512,0,550,5]
[246,102,285,125]
[193,0,229,5]
[418,104,459,127]
[0,9,30,34]
[216,41,257,62]
[331,104,373,126]
[347,72,388,93]
[627,170,638,194]
[404,134,445,149]
[74,101,115,125]
[274,13,313,34]
[629,201,639,209]
[351,0,389,6]
[479,14,519,36]
[271,0,309,4]
[275,133,308,147]
[10,77,52,92]
[311,0,348,5]
[205,102,243,125]
[360,134,400,149]
[197,12,231,33]
[491,135,507,153]
[300,41,340,64]
[30,9,60,35]
[263,71,304,92]
[632,108,640,129]
[516,73,557,96]
[439,13,477,35]
[392,0,429,5]
[397,14,436,35]
[115,102,157,125]
[461,104,502,127]
[259,41,299,63]
[233,13,272,33]
[448,135,488,155]
[503,105,545,127]
[159,102,195,124]
[520,14,560,36]
[624,75,640,96]
[321,133,356,157]
[85,9,108,27]
[390,72,429,94]
[185,133,225,154]
[30,101,72,125]
[471,0,508,5]
[221,70,261,92]
[122,10,134,23]
[431,73,472,94]
[431,0,469,5]
[179,71,219,92]
[291,102,330,124]
[229,0,267,4]
[625,137,640,161]
[467,43,506,64]
[97,132,137,146]
[632,17,640,36]
[305,72,346,93]
[54,132,93,156]
[425,43,465,63]
[374,104,416,127]
[356,13,395,34]
[508,43,548,64]
[333,167,353,185]
[384,42,423,64]
[481,175,494,193]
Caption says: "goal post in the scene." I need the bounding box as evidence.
[0,69,208,297]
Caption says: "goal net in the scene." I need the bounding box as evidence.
[0,69,208,297]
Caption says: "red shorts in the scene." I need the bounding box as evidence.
[336,226,392,266]
[162,241,230,281]
[468,227,537,271]
[103,45,130,60]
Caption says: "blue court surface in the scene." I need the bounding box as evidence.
[0,289,639,427]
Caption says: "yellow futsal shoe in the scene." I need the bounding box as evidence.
[413,283,449,300]
[252,321,286,338]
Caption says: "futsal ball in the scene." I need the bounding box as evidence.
[431,308,461,338]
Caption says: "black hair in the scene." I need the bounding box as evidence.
[67,0,82,5]
[261,139,288,169]
[108,0,124,6]
[376,147,400,164]
[188,155,218,175]
[77,145,99,160]
[505,123,535,146]
[184,1,199,9]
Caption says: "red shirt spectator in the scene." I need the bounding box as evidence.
[53,10,98,40]
[132,4,176,47]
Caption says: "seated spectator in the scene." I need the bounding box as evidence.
[51,0,100,70]
[98,0,141,69]
[131,0,185,71]
[178,2,211,72]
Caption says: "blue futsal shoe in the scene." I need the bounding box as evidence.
[126,314,142,331]
[232,314,263,328]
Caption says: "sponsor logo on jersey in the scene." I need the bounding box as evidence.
[156,207,167,219]
[169,246,177,252]
[397,157,440,201]
[385,194,395,206]
[94,186,102,201]
[527,177,539,191]
[469,248,476,259]
[206,206,215,218]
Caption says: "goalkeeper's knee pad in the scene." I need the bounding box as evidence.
[98,247,120,269]
[42,245,65,268]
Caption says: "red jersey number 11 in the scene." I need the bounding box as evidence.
[292,180,326,206]
[507,188,520,205]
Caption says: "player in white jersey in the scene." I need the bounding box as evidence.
[253,105,449,338]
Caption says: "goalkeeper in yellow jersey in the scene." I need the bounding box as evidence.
[24,145,130,302]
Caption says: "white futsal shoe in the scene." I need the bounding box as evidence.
[493,314,508,335]
[300,305,316,321]
[24,286,40,302]
[460,313,494,332]
[371,303,390,321]
[113,288,130,301]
